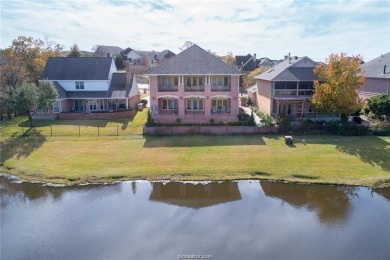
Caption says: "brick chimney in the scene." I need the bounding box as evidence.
[124,60,133,84]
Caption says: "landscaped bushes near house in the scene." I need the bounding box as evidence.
[240,95,248,106]
[140,99,148,107]
[371,123,390,136]
[250,106,274,126]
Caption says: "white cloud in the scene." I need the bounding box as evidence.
[1,0,389,61]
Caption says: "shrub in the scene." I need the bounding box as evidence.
[140,99,148,106]
[175,118,181,123]
[237,113,250,122]
[209,118,215,125]
[257,112,273,126]
[240,96,248,106]
[247,110,255,126]
[145,109,155,126]
[365,94,390,121]
[246,97,254,106]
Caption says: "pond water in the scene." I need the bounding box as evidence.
[1,176,390,259]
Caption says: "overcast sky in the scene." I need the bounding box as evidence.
[1,0,389,61]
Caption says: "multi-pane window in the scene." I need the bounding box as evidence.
[162,98,178,110]
[108,100,117,110]
[53,100,60,113]
[89,99,97,111]
[160,76,179,87]
[74,100,83,111]
[185,76,204,87]
[211,99,230,113]
[186,99,204,111]
[75,81,84,89]
[173,77,179,86]
[211,76,229,86]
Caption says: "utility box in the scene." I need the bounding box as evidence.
[138,103,144,111]
[284,135,293,145]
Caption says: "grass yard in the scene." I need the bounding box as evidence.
[0,111,389,187]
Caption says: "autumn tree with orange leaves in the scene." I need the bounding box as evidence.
[312,53,364,123]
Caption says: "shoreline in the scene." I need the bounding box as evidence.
[2,168,390,189]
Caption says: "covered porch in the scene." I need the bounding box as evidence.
[61,98,131,113]
[272,97,335,120]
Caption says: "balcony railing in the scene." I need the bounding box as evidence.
[211,85,231,92]
[274,90,313,96]
[158,85,178,92]
[211,107,231,114]
[185,85,205,92]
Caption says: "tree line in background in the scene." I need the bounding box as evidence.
[1,36,389,125]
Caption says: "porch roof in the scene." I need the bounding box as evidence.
[53,73,135,99]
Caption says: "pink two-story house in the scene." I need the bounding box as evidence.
[147,45,243,123]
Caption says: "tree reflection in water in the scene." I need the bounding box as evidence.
[260,182,359,225]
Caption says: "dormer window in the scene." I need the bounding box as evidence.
[76,81,84,89]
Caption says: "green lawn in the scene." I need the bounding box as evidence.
[0,111,389,187]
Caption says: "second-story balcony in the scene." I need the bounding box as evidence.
[185,85,205,92]
[211,85,231,92]
[158,85,179,92]
[273,81,314,97]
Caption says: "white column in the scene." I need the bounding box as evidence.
[126,99,129,109]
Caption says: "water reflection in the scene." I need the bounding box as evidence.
[2,176,390,259]
[373,188,390,201]
[149,182,241,209]
[0,176,121,208]
[260,182,359,225]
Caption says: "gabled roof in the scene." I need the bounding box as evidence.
[156,50,175,60]
[255,56,318,81]
[148,44,242,75]
[258,58,274,67]
[40,57,113,80]
[236,54,257,71]
[361,52,390,79]
[96,45,123,54]
[53,72,136,99]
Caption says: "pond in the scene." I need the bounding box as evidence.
[1,176,390,259]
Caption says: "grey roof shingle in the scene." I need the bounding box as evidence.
[40,57,113,80]
[235,54,257,71]
[361,52,390,79]
[97,45,123,54]
[255,57,318,81]
[53,81,67,99]
[147,44,242,75]
[53,73,134,99]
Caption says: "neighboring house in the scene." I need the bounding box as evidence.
[39,57,139,120]
[235,54,275,72]
[121,48,175,68]
[358,52,390,99]
[254,54,321,119]
[94,45,123,58]
[147,44,243,123]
